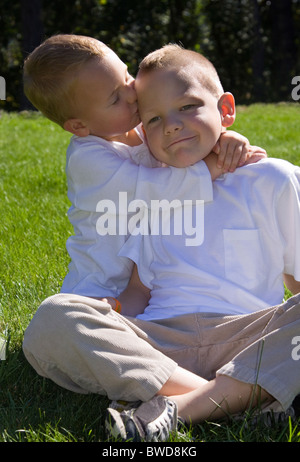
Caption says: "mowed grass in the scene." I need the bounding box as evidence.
[0,104,300,443]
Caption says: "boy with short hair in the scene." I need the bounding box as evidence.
[103,44,300,439]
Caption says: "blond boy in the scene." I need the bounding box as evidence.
[104,45,300,440]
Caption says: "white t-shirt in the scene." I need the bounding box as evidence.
[119,158,300,319]
[61,126,213,297]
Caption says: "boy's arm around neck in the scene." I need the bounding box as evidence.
[203,152,222,180]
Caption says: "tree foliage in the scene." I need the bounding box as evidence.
[0,0,299,111]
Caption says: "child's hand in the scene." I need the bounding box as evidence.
[212,130,250,173]
[94,297,122,313]
[206,132,267,180]
[243,145,267,165]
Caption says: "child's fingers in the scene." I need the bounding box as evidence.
[216,131,251,171]
[243,148,268,165]
[216,141,231,168]
[227,145,246,172]
[212,140,221,155]
[99,296,117,310]
[218,143,246,172]
[246,146,267,157]
[217,143,267,172]
[237,145,250,166]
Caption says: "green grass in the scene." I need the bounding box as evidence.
[0,105,300,443]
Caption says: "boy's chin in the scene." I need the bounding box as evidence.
[174,156,207,168]
[167,160,200,168]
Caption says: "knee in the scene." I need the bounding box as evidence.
[23,293,72,349]
[22,292,107,349]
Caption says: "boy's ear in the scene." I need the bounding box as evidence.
[218,92,236,128]
[63,118,90,137]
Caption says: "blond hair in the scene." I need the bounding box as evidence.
[138,44,224,99]
[23,34,107,127]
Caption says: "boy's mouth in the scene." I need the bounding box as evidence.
[166,135,197,150]
[133,106,140,119]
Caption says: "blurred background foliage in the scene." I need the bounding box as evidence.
[0,0,299,111]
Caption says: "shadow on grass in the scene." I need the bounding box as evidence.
[0,348,110,442]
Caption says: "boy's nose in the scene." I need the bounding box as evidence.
[126,79,137,104]
[164,115,183,135]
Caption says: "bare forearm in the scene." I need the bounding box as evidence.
[284,273,300,295]
[203,152,221,180]
[100,264,150,317]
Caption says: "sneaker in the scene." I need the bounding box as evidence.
[252,406,295,427]
[292,394,300,418]
[234,405,296,428]
[105,395,178,442]
[108,399,142,413]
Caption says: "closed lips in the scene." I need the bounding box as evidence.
[167,135,197,149]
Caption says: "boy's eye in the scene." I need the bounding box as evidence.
[180,104,194,111]
[112,95,119,105]
[148,116,160,124]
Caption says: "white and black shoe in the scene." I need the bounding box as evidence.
[105,395,178,442]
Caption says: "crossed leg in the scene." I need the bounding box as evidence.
[158,366,272,423]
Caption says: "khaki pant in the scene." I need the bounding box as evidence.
[23,292,300,409]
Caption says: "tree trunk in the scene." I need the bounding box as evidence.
[251,0,265,101]
[270,0,297,100]
[20,0,44,109]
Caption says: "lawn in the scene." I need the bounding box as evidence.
[0,104,300,443]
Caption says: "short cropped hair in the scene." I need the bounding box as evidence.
[138,44,224,99]
[23,34,107,127]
